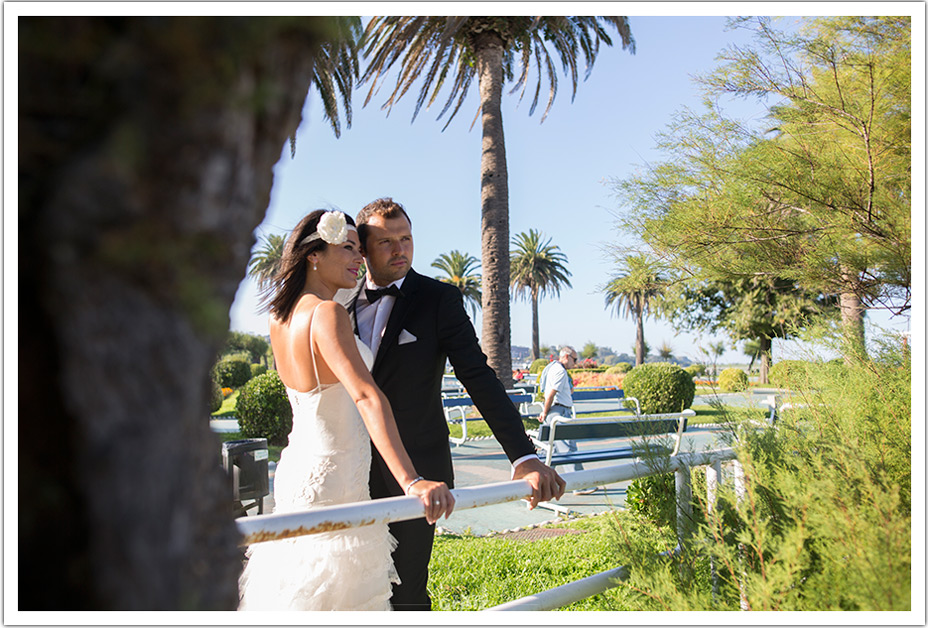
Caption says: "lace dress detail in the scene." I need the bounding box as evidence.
[239,327,398,611]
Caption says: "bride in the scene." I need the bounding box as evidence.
[238,210,454,611]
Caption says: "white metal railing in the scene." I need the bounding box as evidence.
[236,448,740,610]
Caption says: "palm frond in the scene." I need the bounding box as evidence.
[360,16,635,127]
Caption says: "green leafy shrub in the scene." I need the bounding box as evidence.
[236,371,292,446]
[250,363,268,378]
[610,335,911,611]
[684,364,706,377]
[766,359,811,389]
[528,358,550,374]
[625,473,676,527]
[625,466,712,532]
[622,362,695,414]
[209,378,223,413]
[213,357,253,388]
[717,367,749,392]
[607,362,632,374]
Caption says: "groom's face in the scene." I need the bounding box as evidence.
[361,214,414,286]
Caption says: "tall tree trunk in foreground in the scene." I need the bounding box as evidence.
[19,17,324,609]
[474,31,513,388]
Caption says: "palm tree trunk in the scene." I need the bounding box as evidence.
[474,32,513,387]
[19,17,319,609]
[634,298,645,367]
[531,287,540,361]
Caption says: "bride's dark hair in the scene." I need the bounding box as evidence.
[261,209,357,322]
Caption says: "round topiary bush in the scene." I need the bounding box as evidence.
[767,360,811,389]
[528,358,550,374]
[622,362,696,414]
[209,378,223,413]
[214,357,253,388]
[718,367,749,392]
[685,364,706,378]
[250,363,268,378]
[236,371,292,446]
[606,362,632,374]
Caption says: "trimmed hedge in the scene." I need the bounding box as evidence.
[606,362,632,374]
[250,363,268,378]
[718,367,749,392]
[213,357,253,388]
[569,366,608,375]
[684,364,706,378]
[236,371,292,446]
[209,378,223,413]
[528,358,550,374]
[622,362,695,414]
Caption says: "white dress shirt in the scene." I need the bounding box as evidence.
[355,275,406,358]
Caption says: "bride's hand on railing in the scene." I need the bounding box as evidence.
[407,480,455,524]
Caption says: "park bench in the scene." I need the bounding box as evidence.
[528,409,695,468]
[443,391,535,444]
[517,386,640,419]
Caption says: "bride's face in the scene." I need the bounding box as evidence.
[314,229,364,290]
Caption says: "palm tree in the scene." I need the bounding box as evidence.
[247,233,285,291]
[510,229,573,361]
[289,17,362,156]
[742,338,762,373]
[360,16,635,386]
[432,250,482,318]
[581,341,598,361]
[603,253,667,367]
[658,340,674,361]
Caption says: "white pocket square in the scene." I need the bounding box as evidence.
[398,329,417,345]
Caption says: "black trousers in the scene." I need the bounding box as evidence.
[387,516,435,610]
[370,451,437,610]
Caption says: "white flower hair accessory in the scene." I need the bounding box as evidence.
[300,211,352,246]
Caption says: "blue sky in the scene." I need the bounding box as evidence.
[229,11,915,364]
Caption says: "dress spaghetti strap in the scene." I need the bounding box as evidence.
[307,304,324,394]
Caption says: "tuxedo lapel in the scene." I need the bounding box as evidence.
[372,269,419,374]
[344,279,365,336]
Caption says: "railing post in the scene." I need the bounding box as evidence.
[706,459,722,601]
[733,459,750,611]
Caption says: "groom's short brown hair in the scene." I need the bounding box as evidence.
[356,197,412,249]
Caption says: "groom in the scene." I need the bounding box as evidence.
[344,197,565,610]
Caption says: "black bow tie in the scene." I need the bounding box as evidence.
[366,285,404,303]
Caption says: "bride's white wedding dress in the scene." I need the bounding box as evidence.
[238,329,398,611]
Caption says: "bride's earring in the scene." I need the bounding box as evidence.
[312,260,318,271]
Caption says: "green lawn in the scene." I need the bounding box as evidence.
[213,389,240,417]
[428,511,675,610]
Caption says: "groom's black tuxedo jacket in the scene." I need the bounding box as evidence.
[345,268,536,493]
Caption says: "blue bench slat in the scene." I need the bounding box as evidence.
[571,388,624,401]
[540,444,672,466]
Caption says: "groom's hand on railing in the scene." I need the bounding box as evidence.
[512,458,566,509]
